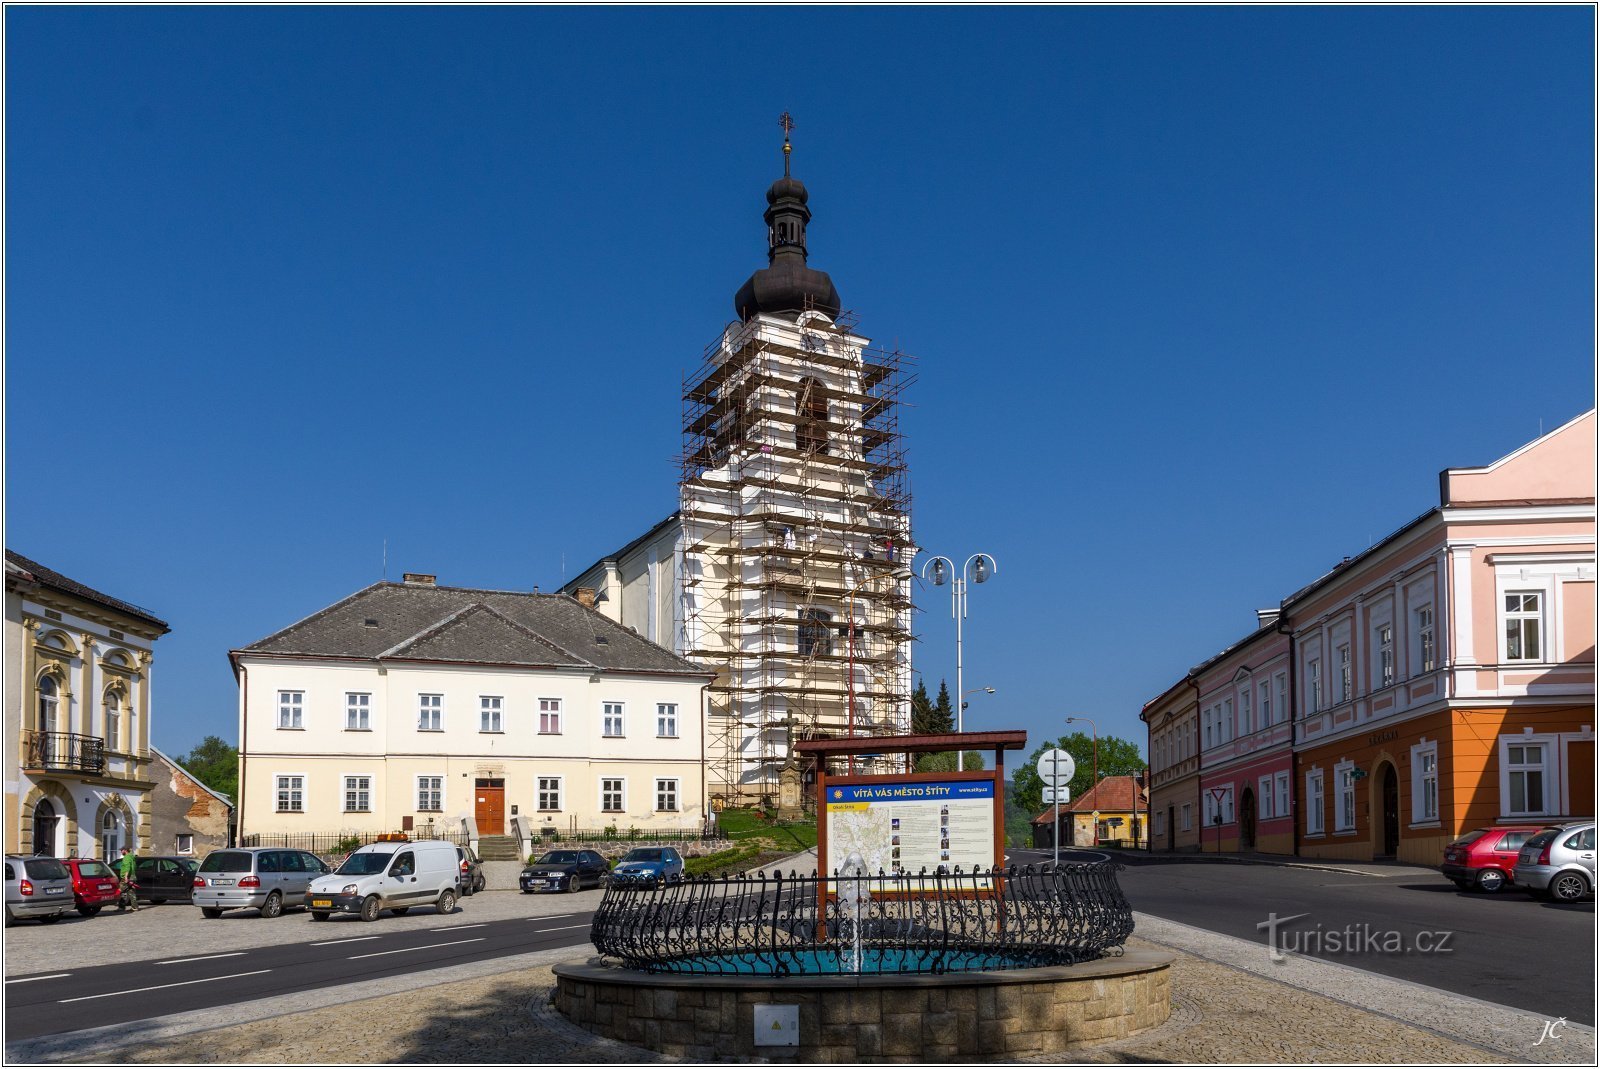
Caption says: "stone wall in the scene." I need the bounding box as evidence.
[553,951,1173,1062]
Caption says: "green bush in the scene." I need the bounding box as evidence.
[334,834,363,855]
[684,843,763,877]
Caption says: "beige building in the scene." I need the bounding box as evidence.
[1141,680,1200,852]
[231,574,712,844]
[149,746,234,856]
[4,551,169,858]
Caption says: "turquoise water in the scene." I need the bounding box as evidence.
[649,948,1042,975]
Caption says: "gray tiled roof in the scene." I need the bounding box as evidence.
[5,550,170,632]
[234,582,707,677]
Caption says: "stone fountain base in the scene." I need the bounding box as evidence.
[552,951,1174,1062]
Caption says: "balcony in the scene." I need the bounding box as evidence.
[23,731,106,775]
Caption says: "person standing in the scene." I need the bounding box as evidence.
[115,846,140,912]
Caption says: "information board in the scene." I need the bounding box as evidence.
[824,778,996,888]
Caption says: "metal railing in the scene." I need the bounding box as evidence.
[23,731,106,775]
[590,861,1133,975]
[238,828,472,858]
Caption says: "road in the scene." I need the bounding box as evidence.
[1014,848,1596,1026]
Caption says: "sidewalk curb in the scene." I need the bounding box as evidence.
[1127,853,1430,879]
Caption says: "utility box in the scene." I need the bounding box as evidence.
[753,1004,799,1047]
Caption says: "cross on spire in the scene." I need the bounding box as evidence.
[778,111,795,176]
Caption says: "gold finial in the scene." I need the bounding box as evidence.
[778,111,795,177]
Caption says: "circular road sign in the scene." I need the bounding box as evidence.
[1037,748,1076,786]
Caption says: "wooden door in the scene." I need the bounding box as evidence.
[475,779,505,834]
[1568,741,1594,817]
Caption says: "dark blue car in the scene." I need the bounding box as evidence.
[609,847,685,888]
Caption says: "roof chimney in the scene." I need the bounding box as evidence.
[1256,608,1280,628]
[402,573,436,587]
[575,587,597,609]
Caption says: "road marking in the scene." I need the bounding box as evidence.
[58,970,271,1003]
[429,922,488,932]
[348,937,485,960]
[309,936,380,946]
[532,923,589,933]
[157,952,246,965]
[525,914,577,922]
[6,973,70,984]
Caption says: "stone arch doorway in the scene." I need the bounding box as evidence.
[1378,763,1400,858]
[32,799,58,856]
[21,782,78,859]
[1239,787,1256,850]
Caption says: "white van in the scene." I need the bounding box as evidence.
[307,838,460,922]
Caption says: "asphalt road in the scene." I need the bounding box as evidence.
[1014,848,1596,1026]
[4,907,597,1042]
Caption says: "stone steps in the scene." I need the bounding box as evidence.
[477,835,522,861]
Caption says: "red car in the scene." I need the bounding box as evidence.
[1441,825,1546,893]
[63,857,123,917]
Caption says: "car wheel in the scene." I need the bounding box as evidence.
[77,904,101,918]
[3,908,13,928]
[359,895,382,922]
[311,911,329,922]
[261,891,284,919]
[474,874,486,893]
[201,907,223,919]
[1475,869,1506,893]
[1550,872,1590,902]
[436,889,457,915]
[568,875,581,894]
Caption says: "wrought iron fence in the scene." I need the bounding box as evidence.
[23,731,106,775]
[590,862,1133,976]
[239,828,471,857]
[535,826,716,844]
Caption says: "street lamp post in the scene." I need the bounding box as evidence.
[920,553,999,734]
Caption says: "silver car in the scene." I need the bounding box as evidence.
[192,847,330,918]
[4,855,73,926]
[1513,821,1596,902]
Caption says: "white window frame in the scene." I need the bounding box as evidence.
[1275,673,1287,725]
[1240,689,1253,735]
[1377,624,1394,688]
[418,693,443,732]
[1336,644,1352,704]
[539,697,562,735]
[1334,761,1356,832]
[1153,809,1165,836]
[537,776,563,812]
[1223,699,1233,742]
[345,692,371,731]
[602,702,625,738]
[1416,606,1436,674]
[1306,770,1325,835]
[600,777,626,814]
[105,691,121,752]
[1258,681,1271,728]
[1258,775,1274,819]
[276,774,305,813]
[655,777,680,813]
[343,774,372,812]
[1500,735,1553,817]
[657,703,678,738]
[175,832,195,856]
[1204,786,1234,827]
[480,695,504,733]
[1411,740,1439,824]
[277,690,303,730]
[1275,771,1291,821]
[1308,659,1322,712]
[417,775,444,812]
[1502,590,1545,663]
[1180,803,1192,831]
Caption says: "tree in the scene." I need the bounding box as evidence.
[932,681,954,733]
[910,680,937,735]
[915,749,987,773]
[179,735,238,802]
[1011,731,1147,816]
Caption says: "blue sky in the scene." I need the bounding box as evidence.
[6,7,1594,762]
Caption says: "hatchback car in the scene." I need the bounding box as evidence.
[1440,824,1545,893]
[192,847,330,918]
[456,844,486,896]
[608,847,685,888]
[520,849,609,893]
[1513,821,1596,902]
[62,857,122,916]
[136,855,200,904]
[4,855,73,925]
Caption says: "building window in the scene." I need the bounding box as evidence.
[798,608,833,657]
[1154,810,1165,836]
[1275,673,1287,724]
[1222,700,1233,742]
[1275,772,1290,820]
[175,833,194,855]
[1258,681,1271,728]
[656,778,679,812]
[601,778,625,813]
[1309,659,1322,712]
[1306,771,1325,835]
[1202,709,1213,750]
[343,776,371,812]
[1240,690,1253,735]
[1417,607,1436,674]
[1412,742,1438,822]
[276,775,304,813]
[1337,644,1351,703]
[1378,625,1394,687]
[1334,763,1355,832]
[417,775,443,811]
[277,690,303,730]
[1180,803,1192,831]
[539,698,561,735]
[602,702,625,738]
[101,811,122,860]
[1504,592,1544,662]
[480,696,503,733]
[1505,742,1548,815]
[345,693,371,731]
[105,692,121,751]
[418,694,442,731]
[657,703,678,738]
[538,777,562,812]
[1204,787,1233,826]
[1259,776,1274,819]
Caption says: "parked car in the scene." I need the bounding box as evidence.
[307,838,460,921]
[520,850,609,893]
[135,856,200,904]
[192,847,330,918]
[456,844,486,896]
[1512,821,1596,902]
[4,855,73,925]
[1440,824,1545,893]
[62,857,122,916]
[608,847,685,888]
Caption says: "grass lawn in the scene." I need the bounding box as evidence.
[716,807,818,852]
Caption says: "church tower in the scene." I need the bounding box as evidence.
[680,117,915,803]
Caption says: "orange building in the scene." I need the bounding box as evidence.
[1288,412,1595,865]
